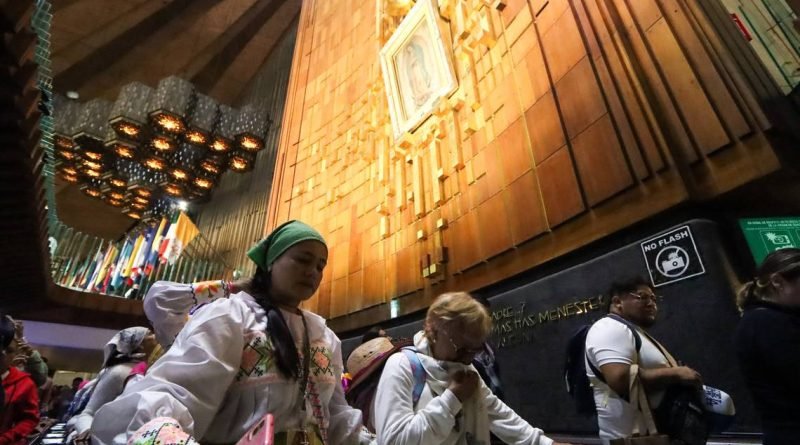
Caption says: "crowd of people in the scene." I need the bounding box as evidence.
[1,220,798,445]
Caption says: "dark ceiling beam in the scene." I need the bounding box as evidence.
[229,3,301,105]
[183,0,288,94]
[53,0,194,93]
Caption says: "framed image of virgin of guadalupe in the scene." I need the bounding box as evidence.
[380,0,458,140]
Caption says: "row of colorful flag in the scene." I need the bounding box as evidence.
[58,211,199,294]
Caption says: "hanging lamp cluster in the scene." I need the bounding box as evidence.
[53,76,271,220]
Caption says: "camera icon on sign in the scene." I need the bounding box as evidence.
[765,232,791,245]
[661,253,685,273]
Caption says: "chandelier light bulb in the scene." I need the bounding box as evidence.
[118,123,140,137]
[134,188,152,198]
[186,131,207,144]
[152,137,174,152]
[155,114,184,133]
[115,145,136,159]
[83,187,102,198]
[194,177,213,189]
[240,136,262,152]
[83,151,103,161]
[210,139,230,153]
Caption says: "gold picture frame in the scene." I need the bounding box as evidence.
[380,0,458,140]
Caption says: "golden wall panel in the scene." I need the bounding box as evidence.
[267,0,784,329]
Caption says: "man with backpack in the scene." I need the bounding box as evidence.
[583,278,703,441]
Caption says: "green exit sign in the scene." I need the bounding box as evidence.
[739,217,800,264]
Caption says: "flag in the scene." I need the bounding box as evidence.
[123,234,145,283]
[131,226,154,282]
[80,243,105,289]
[94,245,119,291]
[110,238,132,290]
[158,212,179,262]
[162,212,199,264]
[145,217,168,276]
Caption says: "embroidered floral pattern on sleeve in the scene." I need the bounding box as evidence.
[189,280,229,308]
[236,331,278,381]
[310,345,334,377]
[128,417,200,445]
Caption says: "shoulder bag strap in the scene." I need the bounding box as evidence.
[629,364,660,436]
[637,329,679,367]
[400,347,426,407]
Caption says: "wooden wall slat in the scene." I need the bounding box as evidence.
[259,0,790,329]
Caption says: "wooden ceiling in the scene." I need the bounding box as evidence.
[51,0,301,240]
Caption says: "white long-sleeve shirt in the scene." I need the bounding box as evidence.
[374,351,554,445]
[67,363,135,436]
[91,281,366,445]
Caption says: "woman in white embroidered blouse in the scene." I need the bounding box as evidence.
[373,292,571,445]
[91,220,370,445]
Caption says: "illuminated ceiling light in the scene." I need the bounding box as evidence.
[148,76,194,135]
[209,104,236,154]
[229,151,255,172]
[83,150,104,161]
[142,155,167,172]
[57,150,77,161]
[105,190,125,201]
[83,159,103,170]
[133,188,153,198]
[169,167,190,182]
[124,209,142,219]
[59,165,79,176]
[163,183,184,197]
[106,197,125,207]
[210,138,232,153]
[55,136,75,151]
[131,202,148,210]
[230,157,249,171]
[112,143,138,159]
[110,82,152,141]
[52,76,268,220]
[74,98,113,151]
[185,131,207,145]
[234,104,269,153]
[108,177,127,188]
[155,114,184,133]
[193,175,213,190]
[239,135,263,152]
[150,135,176,153]
[83,168,102,178]
[184,93,217,147]
[118,124,140,138]
[81,185,102,198]
[199,159,222,175]
[176,200,188,211]
[59,172,80,184]
[133,196,150,205]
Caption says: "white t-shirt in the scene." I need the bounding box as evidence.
[585,317,669,439]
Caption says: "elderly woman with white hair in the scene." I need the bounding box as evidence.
[66,327,157,444]
[373,292,570,445]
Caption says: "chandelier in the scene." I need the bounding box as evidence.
[53,77,271,220]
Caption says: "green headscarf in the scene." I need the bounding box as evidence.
[247,220,327,270]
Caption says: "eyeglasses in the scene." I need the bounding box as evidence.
[446,333,484,358]
[628,292,661,304]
